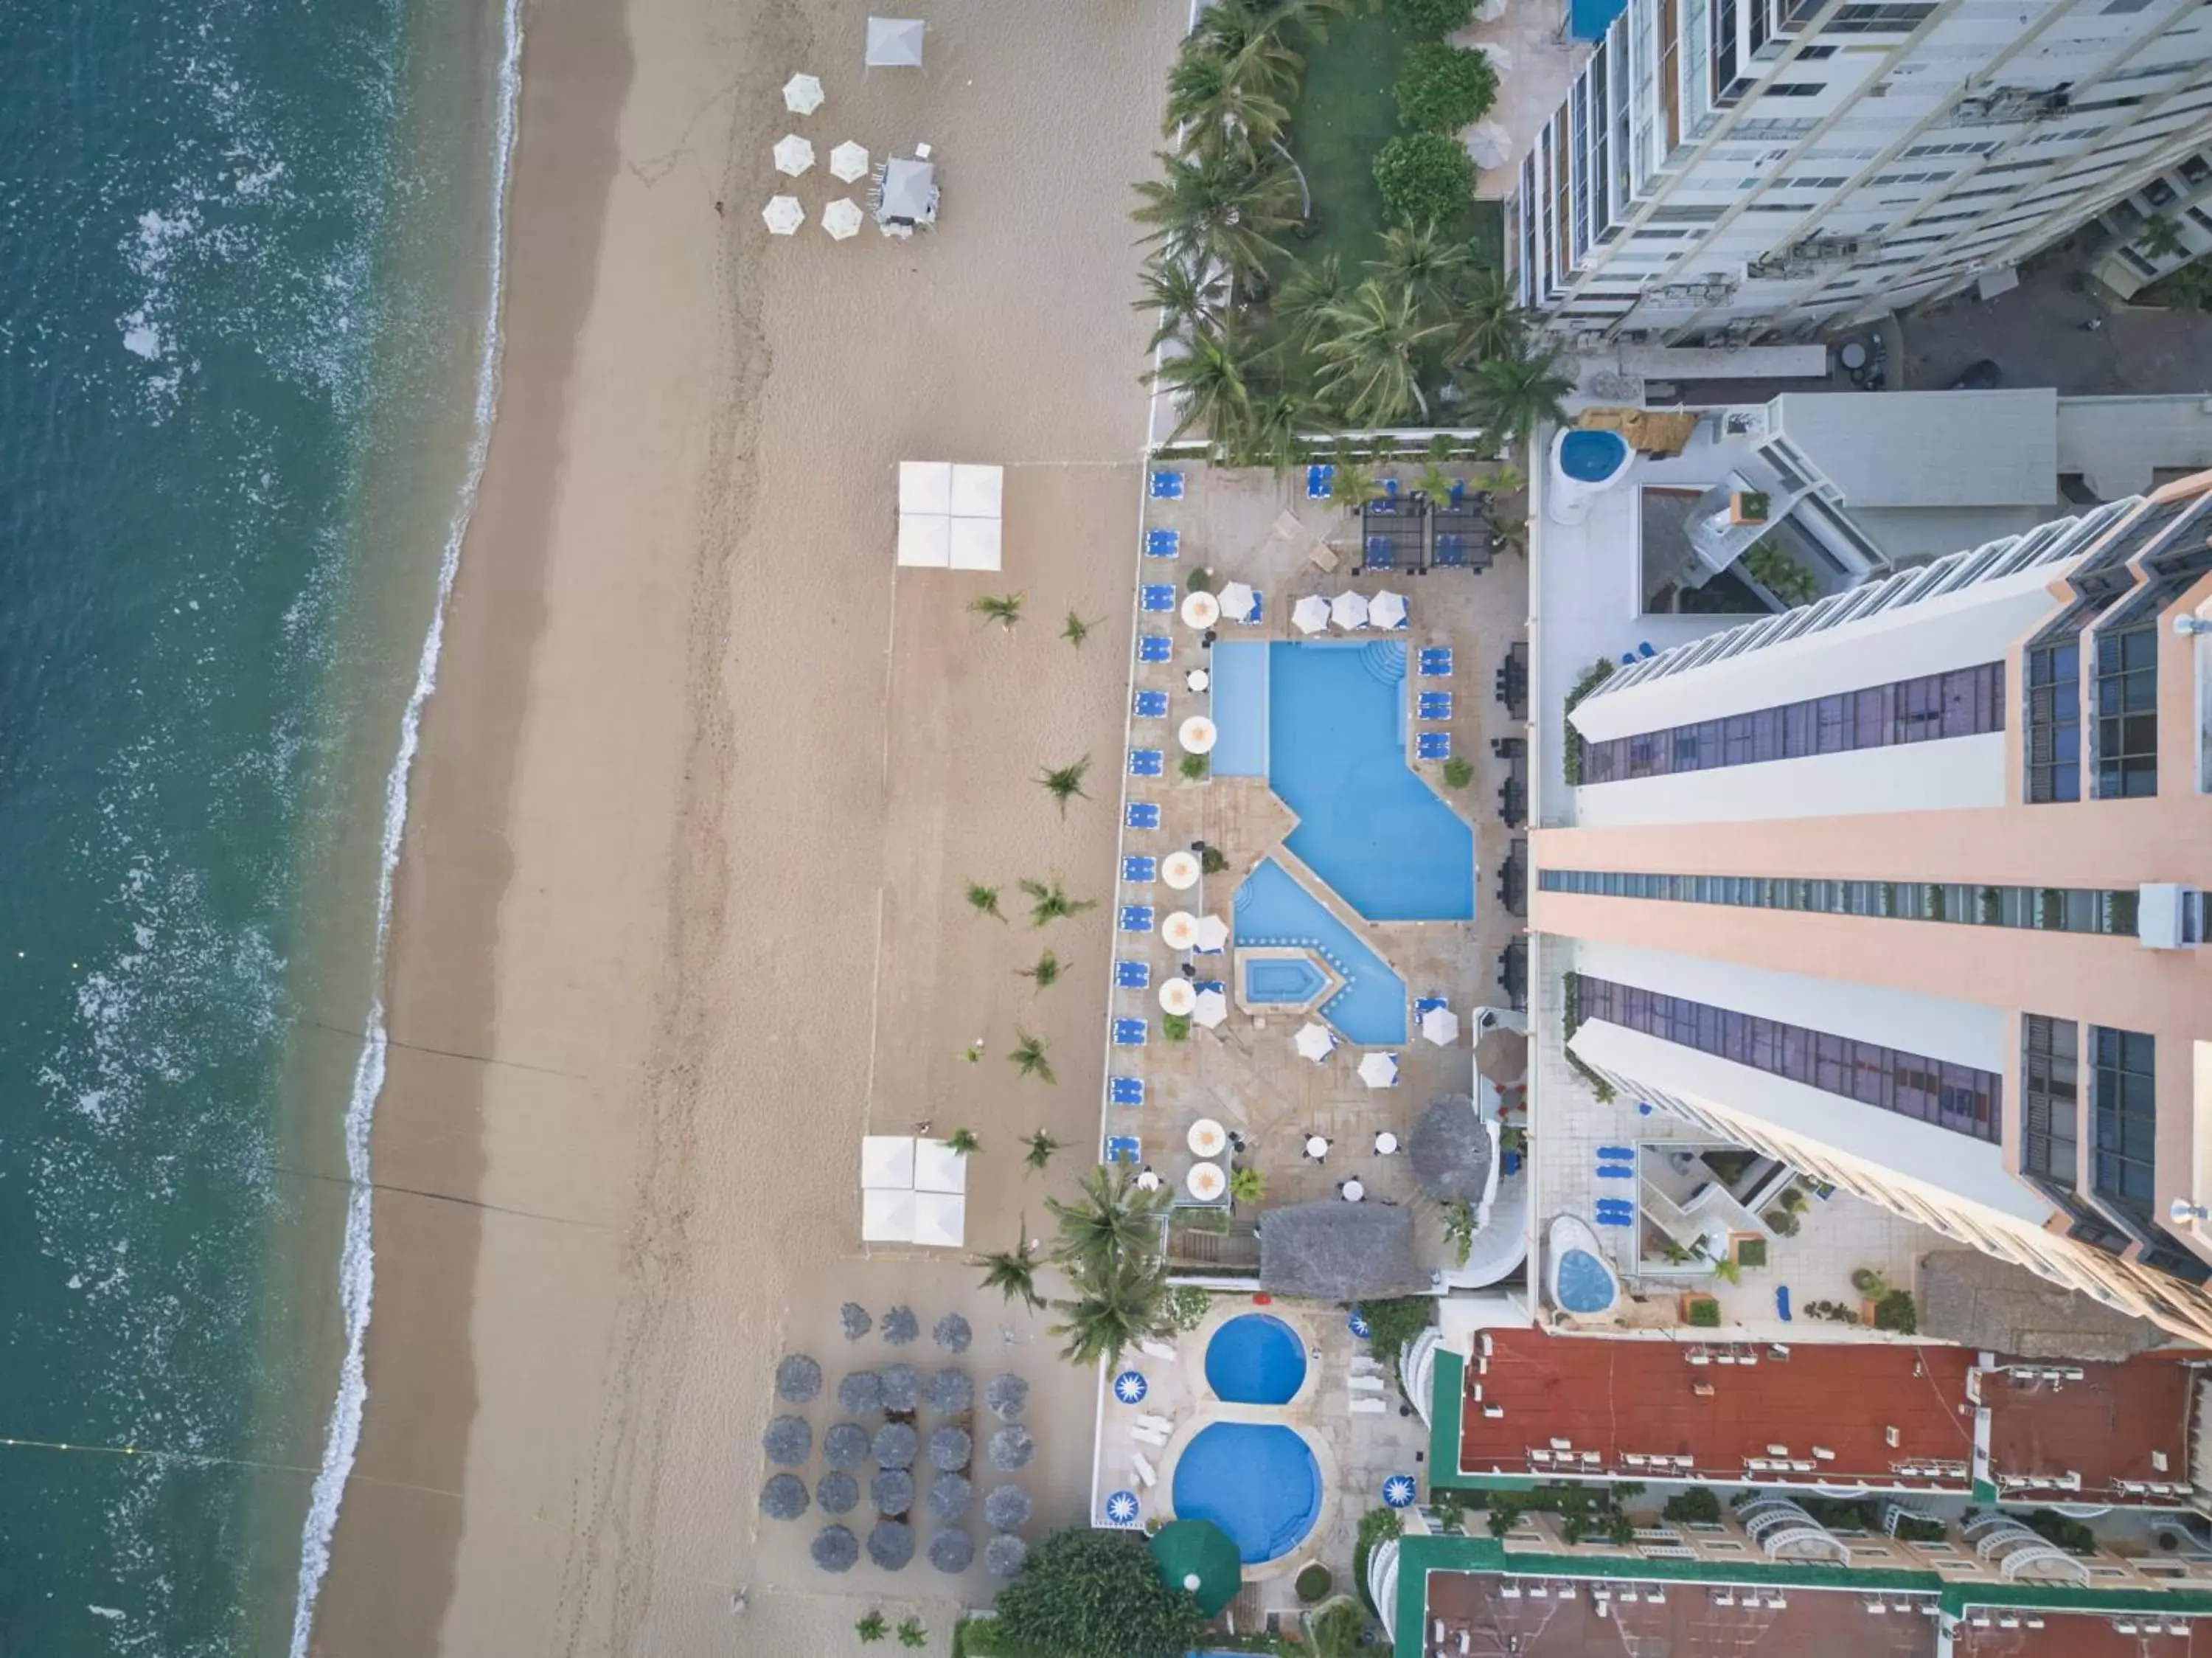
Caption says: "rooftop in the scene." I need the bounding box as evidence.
[1981,1353,2199,1506]
[1426,1569,1940,1657]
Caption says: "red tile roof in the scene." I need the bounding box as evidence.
[1425,1570,1938,1657]
[1980,1354,2199,1506]
[1955,1607,2208,1657]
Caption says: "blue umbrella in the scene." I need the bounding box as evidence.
[1104,1489,1141,1527]
[1113,1369,1149,1405]
[1348,1308,1372,1339]
[1382,1474,1418,1509]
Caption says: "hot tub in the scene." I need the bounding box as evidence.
[1545,1214,1621,1317]
[1242,954,1329,1005]
[1546,428,1632,527]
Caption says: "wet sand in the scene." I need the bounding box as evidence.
[311,0,1183,1651]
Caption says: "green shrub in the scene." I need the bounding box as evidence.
[1739,541,1820,608]
[1764,1208,1800,1237]
[1779,1185,1807,1212]
[1395,43,1500,133]
[1180,752,1209,781]
[1354,1296,1435,1369]
[1294,1564,1334,1603]
[1873,1288,1918,1334]
[1164,1283,1212,1333]
[1686,1297,1722,1328]
[1735,1238,1767,1269]
[1662,1487,1722,1525]
[2022,1508,2097,1554]
[1163,1012,1192,1042]
[1374,134,1476,229]
[1392,0,1478,32]
[1441,755,1473,788]
[1200,844,1229,874]
[1892,1513,1949,1544]
[994,1528,1203,1658]
[1850,1267,1889,1297]
[1561,656,1615,788]
[1353,1507,1405,1613]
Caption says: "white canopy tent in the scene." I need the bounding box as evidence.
[862,1186,918,1243]
[866,16,925,66]
[861,1134,917,1189]
[859,1131,964,1246]
[913,1190,967,1249]
[914,1137,969,1195]
[896,461,1004,569]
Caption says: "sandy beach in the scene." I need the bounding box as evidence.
[311,0,1186,1652]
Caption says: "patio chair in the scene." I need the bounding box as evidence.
[1149,470,1184,501]
[1140,584,1175,612]
[1119,905,1155,932]
[1133,690,1169,718]
[1419,648,1453,677]
[1113,1018,1148,1047]
[1115,960,1150,990]
[1145,528,1180,558]
[1417,732,1451,761]
[1129,749,1164,777]
[1122,856,1157,883]
[1305,463,1334,500]
[1110,1076,1146,1106]
[1137,634,1172,664]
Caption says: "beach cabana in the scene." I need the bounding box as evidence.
[862,1186,917,1243]
[822,198,863,241]
[861,1134,917,1189]
[913,1190,965,1249]
[914,1138,968,1195]
[874,157,939,234]
[866,16,925,66]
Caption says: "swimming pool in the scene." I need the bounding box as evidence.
[1546,1215,1621,1316]
[1209,642,1269,777]
[1204,1313,1307,1404]
[1233,861,1407,1044]
[1171,1423,1321,1564]
[1243,955,1329,1004]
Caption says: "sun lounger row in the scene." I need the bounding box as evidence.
[1149,470,1184,501]
[1138,634,1171,664]
[1113,1018,1147,1047]
[1419,647,1453,677]
[1122,856,1155,882]
[1145,527,1179,557]
[1126,801,1161,829]
[1417,732,1451,761]
[1129,749,1164,777]
[1419,692,1451,719]
[1116,960,1150,989]
[1140,583,1175,612]
[1110,1076,1145,1106]
[1134,689,1168,718]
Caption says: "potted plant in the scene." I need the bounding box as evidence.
[1731,488,1771,525]
[1680,1293,1722,1327]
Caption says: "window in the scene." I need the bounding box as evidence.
[2093,625,2158,797]
[1762,81,1823,96]
[2026,640,2080,802]
[1537,868,2142,936]
[1822,2,1936,30]
[2091,1026,2157,1222]
[2021,1015,2079,1187]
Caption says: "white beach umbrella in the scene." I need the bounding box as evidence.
[1217,580,1257,622]
[1180,590,1222,630]
[1160,851,1201,891]
[773,133,816,176]
[1178,716,1217,755]
[1295,1022,1337,1062]
[822,198,865,240]
[1421,1004,1462,1047]
[1358,1051,1401,1089]
[1161,911,1200,951]
[1192,988,1228,1029]
[1158,978,1197,1016]
[1186,1160,1227,1202]
[1369,590,1408,630]
[1481,42,1513,77]
[1188,1119,1228,1158]
[783,72,826,115]
[1292,594,1332,635]
[1330,591,1370,631]
[762,195,805,235]
[830,140,872,182]
[1467,119,1514,171]
[1192,915,1230,953]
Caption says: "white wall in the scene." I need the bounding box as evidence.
[1573,730,2009,825]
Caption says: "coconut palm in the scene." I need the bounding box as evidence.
[1272,252,1349,353]
[1061,609,1102,648]
[1035,756,1091,814]
[1217,387,1307,475]
[1314,278,1450,426]
[967,592,1023,629]
[1044,1164,1171,1278]
[1371,221,1470,327]
[1020,876,1098,927]
[1051,1252,1170,1370]
[1134,257,1227,352]
[1449,263,1523,365]
[964,881,1005,922]
[897,1619,929,1649]
[1008,1030,1057,1084]
[1164,45,1293,164]
[2140,214,2187,260]
[1132,151,1300,285]
[976,1226,1046,1311]
[1470,341,1576,445]
[857,1611,888,1643]
[945,1127,981,1156]
[1015,949,1061,988]
[1152,322,1253,443]
[1023,1130,1063,1172]
[1189,1,1305,97]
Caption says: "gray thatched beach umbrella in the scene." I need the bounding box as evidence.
[925,1367,974,1415]
[989,1425,1034,1472]
[841,1302,872,1341]
[762,1415,812,1467]
[838,1371,883,1415]
[881,1305,919,1346]
[761,1474,810,1519]
[816,1471,859,1515]
[871,1468,914,1516]
[823,1421,869,1470]
[931,1527,975,1573]
[775,1353,822,1403]
[984,1484,1032,1530]
[985,1533,1028,1576]
[985,1374,1028,1421]
[813,1525,860,1573]
[869,1519,916,1571]
[873,1421,919,1468]
[1409,1095,1495,1204]
[933,1313,973,1353]
[929,1426,972,1471]
[879,1362,920,1412]
[928,1471,972,1520]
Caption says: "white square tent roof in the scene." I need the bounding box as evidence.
[861,1185,917,1244]
[858,1131,964,1246]
[913,1190,965,1249]
[897,461,1004,569]
[913,1137,969,1195]
[865,16,924,66]
[860,1133,917,1190]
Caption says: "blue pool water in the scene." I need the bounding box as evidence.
[1244,955,1328,1004]
[1205,1314,1308,1404]
[1171,1423,1322,1564]
[1559,429,1630,482]
[1234,861,1408,1044]
[1210,642,1269,777]
[1270,643,1474,921]
[1556,1249,1618,1314]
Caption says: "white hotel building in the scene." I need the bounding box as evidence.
[1512,0,2212,341]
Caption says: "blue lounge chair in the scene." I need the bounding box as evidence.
[1595,1210,1635,1228]
[1119,905,1155,933]
[1104,1134,1141,1165]
[1596,1165,1635,1179]
[1112,1019,1148,1047]
[1598,1145,1635,1161]
[1596,1198,1634,1214]
[1234,592,1264,625]
[1122,856,1157,883]
[1196,979,1225,996]
[1149,470,1184,501]
[1449,479,1466,505]
[1115,960,1150,990]
[1413,995,1447,1016]
[1365,535,1395,569]
[1133,690,1168,718]
[1503,1150,1524,1176]
[1638,641,1657,658]
[1433,533,1466,567]
[1382,476,1399,499]
[1145,528,1180,558]
[1109,1076,1145,1106]
[1129,749,1164,777]
[1775,1287,1793,1322]
[1306,463,1335,500]
[1140,584,1175,612]
[1419,693,1453,719]
[1125,802,1161,830]
[1417,733,1451,761]
[1419,648,1454,677]
[1622,651,1638,666]
[1138,634,1172,664]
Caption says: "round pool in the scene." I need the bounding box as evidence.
[1558,428,1630,482]
[1204,1313,1307,1404]
[1172,1423,1321,1564]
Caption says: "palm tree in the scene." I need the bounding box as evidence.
[1165,46,1293,165]
[964,881,1005,922]
[976,1226,1046,1311]
[857,1611,888,1643]
[1449,263,1523,365]
[1051,1252,1170,1370]
[1135,257,1226,351]
[1470,341,1575,445]
[1189,2,1305,97]
[897,1618,929,1650]
[945,1126,981,1156]
[1229,1164,1266,1204]
[1217,388,1306,475]
[1371,221,1470,327]
[1152,322,1253,443]
[1035,756,1091,814]
[2140,213,2187,260]
[967,592,1023,630]
[1008,1030,1057,1084]
[1023,1130,1063,1172]
[1132,152,1299,285]
[1045,1164,1172,1278]
[1015,949,1061,988]
[1272,252,1349,352]
[1314,278,1450,426]
[1062,609,1102,648]
[1020,876,1098,927]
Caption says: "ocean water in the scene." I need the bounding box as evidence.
[0,0,517,1651]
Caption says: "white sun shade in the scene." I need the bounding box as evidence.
[1369,590,1408,629]
[1159,979,1197,1016]
[1179,716,1217,754]
[1358,1051,1401,1089]
[1192,988,1228,1028]
[862,1185,917,1243]
[913,1190,965,1248]
[896,513,951,567]
[762,195,805,235]
[947,515,1001,571]
[773,133,816,176]
[1292,594,1331,634]
[861,1134,917,1189]
[1295,1021,1335,1061]
[783,72,825,115]
[913,1137,969,1195]
[950,464,1004,518]
[1192,915,1230,952]
[822,197,864,240]
[899,460,954,515]
[1331,591,1370,631]
[1421,1004,1461,1046]
[1217,580,1256,622]
[830,140,872,182]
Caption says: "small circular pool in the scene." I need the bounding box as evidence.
[1171,1423,1321,1564]
[1204,1313,1307,1404]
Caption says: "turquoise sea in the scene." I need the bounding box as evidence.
[0,0,518,1650]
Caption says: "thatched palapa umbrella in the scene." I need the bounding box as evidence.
[762,1416,812,1467]
[812,1525,859,1572]
[838,1371,883,1415]
[929,1426,972,1471]
[985,1374,1027,1420]
[816,1471,859,1514]
[775,1353,822,1403]
[841,1302,872,1341]
[928,1471,972,1520]
[823,1421,869,1469]
[873,1421,919,1468]
[984,1485,1032,1530]
[880,1305,919,1345]
[760,1474,810,1520]
[989,1426,1034,1471]
[925,1367,973,1414]
[880,1362,920,1412]
[868,1520,915,1570]
[871,1468,914,1516]
[930,1527,975,1572]
[984,1533,1027,1576]
[933,1313,973,1353]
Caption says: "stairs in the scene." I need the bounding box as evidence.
[1360,638,1406,685]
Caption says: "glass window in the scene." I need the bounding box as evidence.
[2091,1025,2157,1221]
[2093,625,2158,798]
[2021,1014,2079,1186]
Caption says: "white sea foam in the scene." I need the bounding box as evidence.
[283,0,526,1651]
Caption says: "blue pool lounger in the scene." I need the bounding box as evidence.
[1596,1166,1635,1179]
[1137,634,1172,664]
[1133,690,1168,718]
[1598,1145,1635,1161]
[1419,693,1453,719]
[1145,527,1180,557]
[1112,1018,1148,1047]
[1119,905,1155,932]
[1595,1210,1635,1228]
[1141,584,1175,611]
[1233,592,1265,625]
[1305,463,1334,499]
[1149,470,1184,500]
[1365,535,1394,569]
[1130,749,1164,777]
[1419,648,1453,677]
[1195,979,1225,997]
[1433,533,1465,566]
[1104,1134,1141,1165]
[1122,856,1157,883]
[1413,995,1447,1016]
[1125,801,1161,830]
[1417,732,1451,760]
[1109,1076,1145,1106]
[1114,960,1150,989]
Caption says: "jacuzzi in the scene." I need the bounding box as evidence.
[1545,1214,1621,1317]
[1545,428,1632,527]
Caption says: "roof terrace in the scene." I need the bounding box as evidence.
[1981,1354,2199,1507]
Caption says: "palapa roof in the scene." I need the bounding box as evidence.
[1258,1200,1425,1301]
[1408,1095,1493,1204]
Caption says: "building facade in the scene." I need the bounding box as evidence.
[1534,470,2212,1344]
[1513,0,2212,342]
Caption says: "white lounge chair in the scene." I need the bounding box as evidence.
[1135,1413,1177,1435]
[1132,1426,1169,1448]
[1348,1376,1387,1392]
[1350,1397,1388,1414]
[1138,1339,1178,1361]
[1133,1451,1157,1488]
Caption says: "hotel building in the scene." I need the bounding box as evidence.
[1512,0,2212,341]
[1534,468,2212,1345]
